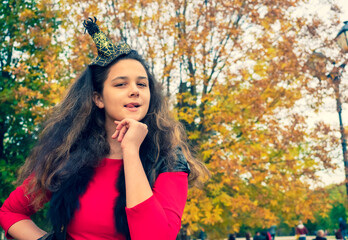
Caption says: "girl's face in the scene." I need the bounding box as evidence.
[93,59,151,123]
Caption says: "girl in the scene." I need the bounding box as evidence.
[0,18,207,240]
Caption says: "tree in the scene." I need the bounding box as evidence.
[0,0,67,204]
[306,183,347,233]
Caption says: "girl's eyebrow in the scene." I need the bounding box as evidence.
[111,76,148,82]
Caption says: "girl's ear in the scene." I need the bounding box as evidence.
[93,91,104,109]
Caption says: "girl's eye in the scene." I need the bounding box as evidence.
[138,83,147,87]
[114,83,126,87]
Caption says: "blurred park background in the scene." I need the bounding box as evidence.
[1,0,348,239]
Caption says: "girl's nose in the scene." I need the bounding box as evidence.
[129,84,139,97]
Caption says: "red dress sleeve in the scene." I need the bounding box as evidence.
[125,172,188,240]
[0,183,36,239]
[0,177,49,239]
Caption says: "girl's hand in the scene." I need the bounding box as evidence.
[112,119,148,151]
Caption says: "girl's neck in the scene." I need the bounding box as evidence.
[107,140,123,159]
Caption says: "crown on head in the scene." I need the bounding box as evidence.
[83,17,131,67]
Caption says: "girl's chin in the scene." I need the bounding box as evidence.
[112,115,145,122]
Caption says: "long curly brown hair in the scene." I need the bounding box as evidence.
[18,50,208,238]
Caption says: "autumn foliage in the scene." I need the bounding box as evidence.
[1,0,347,237]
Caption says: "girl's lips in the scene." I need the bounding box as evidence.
[125,103,140,112]
[126,108,139,112]
[124,103,140,108]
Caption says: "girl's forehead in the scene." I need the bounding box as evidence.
[112,59,144,69]
[108,59,147,75]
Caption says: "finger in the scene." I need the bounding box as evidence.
[111,129,119,139]
[114,120,123,130]
[112,121,121,139]
[117,127,127,142]
[118,125,128,142]
[116,120,130,130]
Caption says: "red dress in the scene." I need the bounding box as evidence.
[0,158,188,240]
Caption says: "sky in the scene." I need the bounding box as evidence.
[338,0,348,22]
[311,0,348,22]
